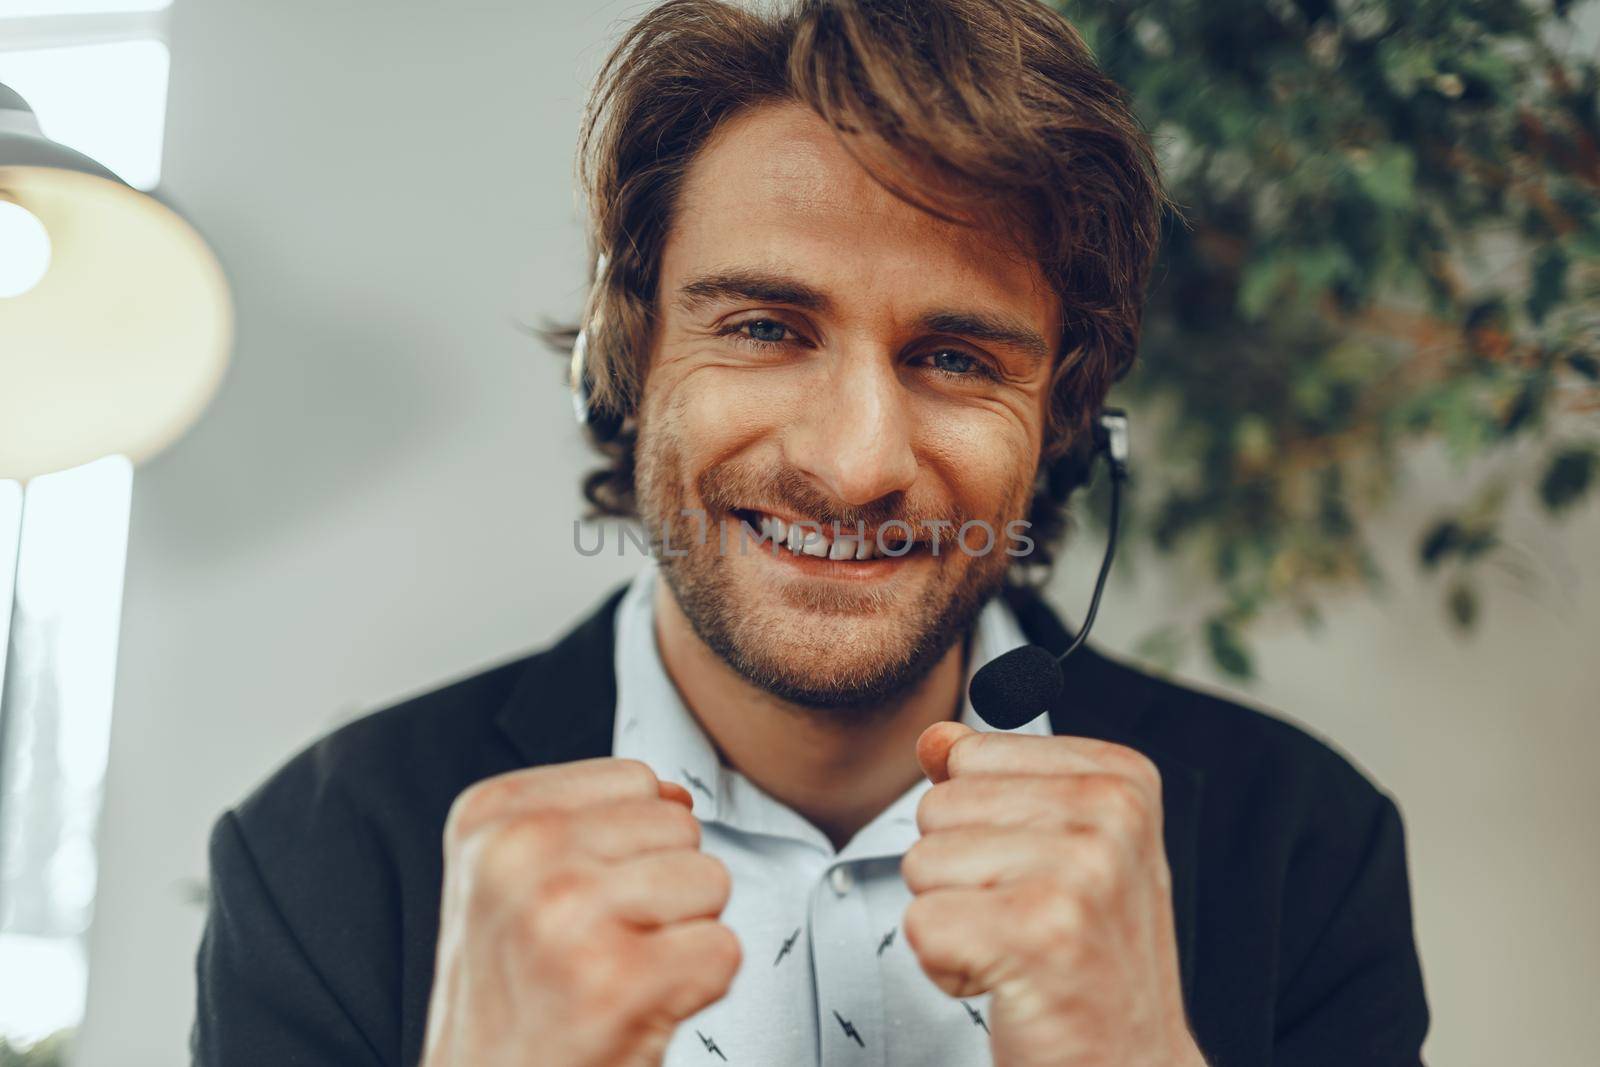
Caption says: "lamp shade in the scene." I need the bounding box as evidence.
[0,81,233,481]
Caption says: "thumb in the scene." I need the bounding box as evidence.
[658,780,695,809]
[916,720,975,784]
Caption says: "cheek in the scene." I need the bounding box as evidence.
[913,399,1039,513]
[646,362,807,477]
[683,368,806,434]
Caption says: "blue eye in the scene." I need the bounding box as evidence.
[930,350,977,375]
[741,319,790,344]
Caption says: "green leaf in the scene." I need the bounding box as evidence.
[1464,297,1509,336]
[1566,351,1599,381]
[1499,377,1544,436]
[1237,253,1286,321]
[1458,527,1498,561]
[1232,414,1275,466]
[1527,245,1569,325]
[1352,146,1417,212]
[1419,519,1462,568]
[0,1029,73,1067]
[1437,382,1488,457]
[1538,447,1598,513]
[1377,38,1438,96]
[1204,616,1255,679]
[1294,243,1359,293]
[1447,580,1479,630]
[1131,623,1186,675]
[1452,48,1518,102]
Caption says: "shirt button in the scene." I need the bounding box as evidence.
[828,865,853,895]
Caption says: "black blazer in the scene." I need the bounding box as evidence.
[193,583,1429,1066]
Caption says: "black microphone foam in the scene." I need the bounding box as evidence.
[968,644,1063,730]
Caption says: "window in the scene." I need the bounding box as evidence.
[0,3,175,191]
[0,4,172,1053]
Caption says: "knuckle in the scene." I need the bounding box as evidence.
[566,945,629,1008]
[1093,774,1150,829]
[705,923,742,977]
[522,867,598,945]
[1022,883,1082,948]
[472,816,560,890]
[901,895,936,951]
[1105,746,1163,803]
[536,864,594,909]
[1123,749,1162,791]
[915,782,950,830]
[665,925,740,1013]
[1086,740,1160,789]
[444,778,509,849]
[1047,774,1083,810]
[899,840,934,893]
[1073,837,1120,897]
[695,853,733,902]
[609,757,660,794]
[661,800,702,846]
[515,810,569,854]
[943,730,988,777]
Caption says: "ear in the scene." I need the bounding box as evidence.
[1045,439,1094,503]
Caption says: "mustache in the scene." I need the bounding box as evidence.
[695,461,978,532]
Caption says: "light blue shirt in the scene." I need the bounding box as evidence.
[611,562,1053,1066]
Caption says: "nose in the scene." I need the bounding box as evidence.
[783,347,918,506]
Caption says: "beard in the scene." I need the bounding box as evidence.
[634,428,1029,723]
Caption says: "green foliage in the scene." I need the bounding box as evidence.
[1061,0,1600,678]
[0,1031,72,1067]
[1539,443,1599,508]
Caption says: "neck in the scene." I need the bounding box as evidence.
[653,580,968,851]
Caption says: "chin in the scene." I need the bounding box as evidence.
[663,551,981,712]
[722,634,956,712]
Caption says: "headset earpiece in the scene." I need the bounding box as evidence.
[570,254,624,443]
[570,328,624,444]
[1044,406,1130,504]
[1097,407,1130,479]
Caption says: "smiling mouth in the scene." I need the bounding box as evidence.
[729,508,926,561]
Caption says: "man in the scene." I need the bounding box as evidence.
[194,1,1429,1065]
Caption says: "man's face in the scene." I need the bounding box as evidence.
[635,101,1058,714]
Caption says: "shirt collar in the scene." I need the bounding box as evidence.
[611,560,1051,856]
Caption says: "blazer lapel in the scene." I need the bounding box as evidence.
[494,585,627,767]
[1004,582,1206,1014]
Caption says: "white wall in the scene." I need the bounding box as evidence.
[71,2,1600,1065]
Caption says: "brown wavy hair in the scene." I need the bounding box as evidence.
[556,0,1168,570]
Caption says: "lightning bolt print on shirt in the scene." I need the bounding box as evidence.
[611,563,1040,1064]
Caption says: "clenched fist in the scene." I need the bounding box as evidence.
[420,757,741,1067]
[901,722,1206,1067]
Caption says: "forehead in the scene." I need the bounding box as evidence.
[662,100,1056,325]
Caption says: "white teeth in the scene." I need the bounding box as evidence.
[746,511,901,561]
[801,530,830,558]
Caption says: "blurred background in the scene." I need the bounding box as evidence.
[0,1,1596,1064]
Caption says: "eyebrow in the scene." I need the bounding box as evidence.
[919,310,1052,362]
[674,268,1053,362]
[676,269,832,313]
